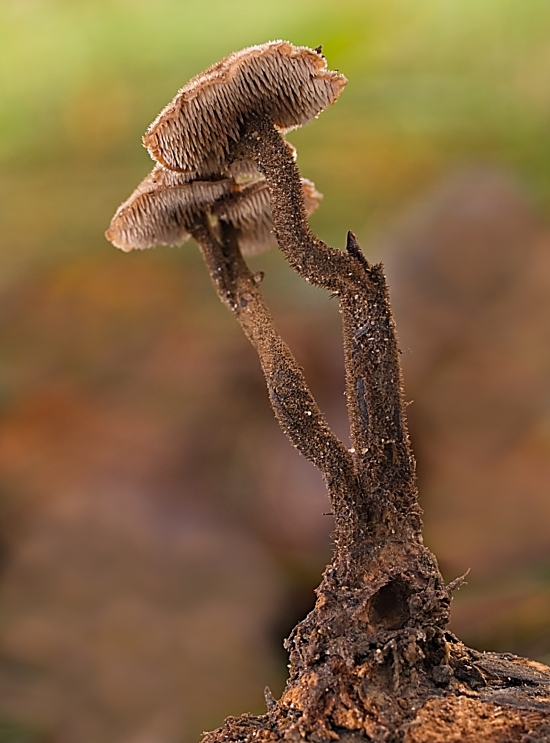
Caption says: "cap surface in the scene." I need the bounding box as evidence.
[143,41,346,177]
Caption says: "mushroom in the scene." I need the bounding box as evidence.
[214,177,322,256]
[105,42,550,743]
[143,40,346,177]
[105,163,322,256]
[104,40,343,480]
[107,41,336,256]
[105,164,234,252]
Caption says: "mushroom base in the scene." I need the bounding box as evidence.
[201,626,550,742]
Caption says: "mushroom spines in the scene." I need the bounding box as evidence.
[214,177,323,256]
[105,164,321,256]
[107,42,334,253]
[105,166,234,252]
[142,41,346,176]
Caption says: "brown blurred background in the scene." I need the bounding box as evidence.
[1,1,549,741]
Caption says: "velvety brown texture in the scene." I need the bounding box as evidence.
[214,177,322,256]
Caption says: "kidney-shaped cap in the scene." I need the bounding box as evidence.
[214,178,322,256]
[143,41,346,177]
[105,164,321,256]
[105,165,234,252]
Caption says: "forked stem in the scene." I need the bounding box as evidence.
[238,117,421,543]
[193,122,450,664]
[189,218,361,533]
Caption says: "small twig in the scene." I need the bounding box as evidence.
[447,569,471,593]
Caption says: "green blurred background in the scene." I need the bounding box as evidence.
[1,1,550,742]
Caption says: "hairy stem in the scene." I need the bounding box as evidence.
[238,118,420,539]
[189,217,361,531]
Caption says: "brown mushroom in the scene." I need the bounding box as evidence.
[105,165,234,252]
[214,177,322,256]
[105,163,321,256]
[104,43,550,743]
[143,40,346,177]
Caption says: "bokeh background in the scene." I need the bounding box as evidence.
[1,1,550,741]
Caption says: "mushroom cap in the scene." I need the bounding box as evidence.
[105,165,235,252]
[143,40,346,177]
[105,166,321,256]
[215,178,322,256]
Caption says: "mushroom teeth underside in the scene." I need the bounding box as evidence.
[105,164,322,256]
[105,168,235,252]
[107,41,333,253]
[142,40,346,176]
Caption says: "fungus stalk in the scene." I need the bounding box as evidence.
[239,117,422,532]
[107,41,550,742]
[236,113,449,608]
[188,217,359,509]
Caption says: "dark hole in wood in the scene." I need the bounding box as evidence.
[369,578,411,630]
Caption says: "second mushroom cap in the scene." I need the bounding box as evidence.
[105,164,322,256]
